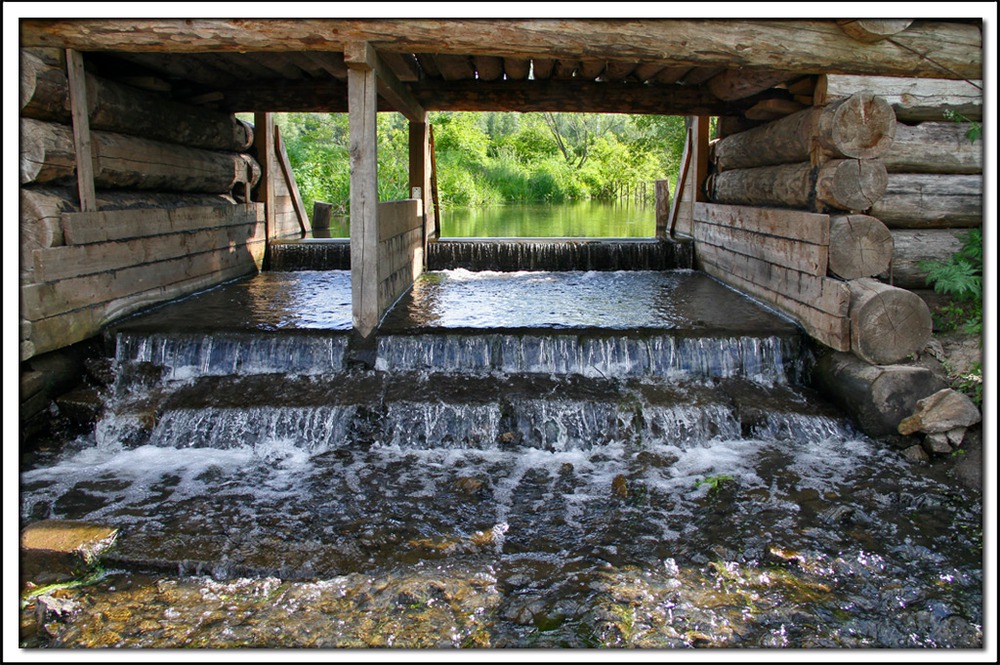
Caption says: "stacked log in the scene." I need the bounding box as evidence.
[820,77,984,299]
[708,92,894,214]
[703,91,932,366]
[19,48,267,362]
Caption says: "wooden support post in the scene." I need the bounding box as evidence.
[347,45,380,338]
[673,116,710,237]
[274,124,309,236]
[654,179,671,239]
[253,112,274,243]
[668,129,691,237]
[429,125,441,239]
[409,116,432,254]
[64,49,96,211]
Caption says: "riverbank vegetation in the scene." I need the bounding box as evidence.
[268,112,689,218]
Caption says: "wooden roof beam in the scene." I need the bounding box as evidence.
[344,41,425,122]
[412,79,741,115]
[19,19,982,80]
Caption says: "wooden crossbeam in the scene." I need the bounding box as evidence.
[21,19,982,80]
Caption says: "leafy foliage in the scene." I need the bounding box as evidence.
[919,228,983,334]
[258,111,688,219]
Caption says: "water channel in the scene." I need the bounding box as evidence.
[18,264,983,650]
[309,199,656,239]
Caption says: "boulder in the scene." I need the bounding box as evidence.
[898,388,981,436]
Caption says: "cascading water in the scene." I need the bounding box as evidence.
[19,269,982,649]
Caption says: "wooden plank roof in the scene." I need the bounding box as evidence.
[20,18,983,116]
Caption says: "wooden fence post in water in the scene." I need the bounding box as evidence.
[654,179,671,239]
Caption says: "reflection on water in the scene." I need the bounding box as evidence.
[441,200,655,238]
[307,200,656,239]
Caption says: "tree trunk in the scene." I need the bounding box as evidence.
[20,118,260,194]
[816,74,983,122]
[712,92,896,170]
[828,214,894,279]
[883,121,982,174]
[879,228,968,290]
[869,173,982,228]
[848,277,933,364]
[708,159,887,212]
[20,50,254,151]
[812,351,947,437]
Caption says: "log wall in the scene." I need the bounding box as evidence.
[698,86,969,366]
[19,48,268,361]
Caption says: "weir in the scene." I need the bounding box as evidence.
[19,265,983,647]
[16,17,985,650]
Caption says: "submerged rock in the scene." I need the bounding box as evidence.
[20,519,118,589]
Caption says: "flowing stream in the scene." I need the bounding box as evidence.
[19,269,982,649]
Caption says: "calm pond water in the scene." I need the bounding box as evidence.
[440,200,655,238]
[311,200,655,238]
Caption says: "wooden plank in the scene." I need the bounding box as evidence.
[695,241,849,316]
[21,19,983,80]
[434,54,475,81]
[531,59,555,79]
[22,223,266,320]
[24,244,264,359]
[253,112,274,240]
[576,60,604,80]
[694,217,828,276]
[380,52,420,82]
[412,79,732,116]
[654,179,670,239]
[700,258,851,351]
[274,125,308,235]
[34,209,265,282]
[62,204,263,245]
[693,202,830,246]
[378,227,423,278]
[409,118,431,251]
[503,58,530,80]
[345,41,426,122]
[667,128,692,237]
[64,49,96,211]
[429,125,441,239]
[349,63,380,337]
[377,199,421,242]
[473,56,504,81]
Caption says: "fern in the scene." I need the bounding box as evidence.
[919,229,983,333]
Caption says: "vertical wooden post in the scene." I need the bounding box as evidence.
[253,112,274,243]
[674,115,711,238]
[65,49,96,212]
[654,179,671,239]
[429,125,441,239]
[409,116,432,254]
[348,56,380,338]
